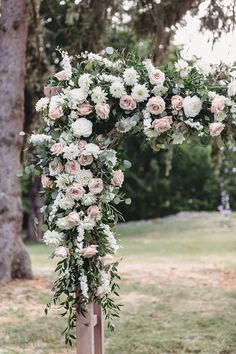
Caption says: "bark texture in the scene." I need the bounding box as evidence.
[0,0,33,282]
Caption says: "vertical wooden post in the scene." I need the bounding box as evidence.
[76,303,104,354]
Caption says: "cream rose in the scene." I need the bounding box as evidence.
[152,116,172,134]
[95,103,110,120]
[210,95,226,114]
[77,103,93,116]
[50,142,64,156]
[48,107,63,120]
[111,170,124,187]
[78,154,93,166]
[87,205,101,218]
[54,70,68,81]
[71,118,93,137]
[209,122,225,136]
[65,160,80,175]
[66,183,85,200]
[88,178,104,195]
[41,175,53,188]
[146,96,165,115]
[171,95,183,111]
[49,161,63,176]
[183,96,202,117]
[149,69,165,85]
[80,245,98,258]
[119,95,137,111]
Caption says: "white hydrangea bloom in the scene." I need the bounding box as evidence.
[71,118,93,138]
[83,143,100,157]
[63,143,79,160]
[43,230,64,246]
[110,81,126,98]
[91,86,108,103]
[123,67,138,86]
[66,88,88,109]
[81,216,96,230]
[35,97,49,112]
[131,84,149,102]
[29,134,52,145]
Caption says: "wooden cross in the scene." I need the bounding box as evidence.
[76,303,104,354]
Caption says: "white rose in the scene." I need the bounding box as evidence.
[71,118,92,138]
[83,143,100,157]
[183,96,202,118]
[228,80,236,96]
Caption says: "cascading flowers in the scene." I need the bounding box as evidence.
[30,48,236,344]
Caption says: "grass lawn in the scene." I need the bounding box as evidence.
[1,212,236,353]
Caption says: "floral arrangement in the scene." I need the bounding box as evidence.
[30,49,236,343]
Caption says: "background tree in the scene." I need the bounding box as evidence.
[0,0,33,282]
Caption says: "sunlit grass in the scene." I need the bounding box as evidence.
[1,212,236,353]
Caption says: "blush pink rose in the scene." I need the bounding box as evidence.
[49,161,63,176]
[78,140,87,152]
[146,96,166,115]
[50,142,64,156]
[95,103,110,120]
[49,107,63,120]
[80,245,98,258]
[209,122,225,136]
[171,95,184,111]
[41,175,53,188]
[149,69,165,85]
[78,154,93,166]
[88,178,104,195]
[77,103,93,116]
[87,205,101,218]
[152,116,173,134]
[119,95,137,111]
[100,255,114,267]
[66,211,80,226]
[210,95,226,114]
[54,70,68,81]
[65,160,80,175]
[66,183,85,200]
[111,170,124,187]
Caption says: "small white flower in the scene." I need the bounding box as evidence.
[79,273,89,299]
[101,224,119,253]
[110,81,126,98]
[123,67,138,86]
[43,230,64,246]
[56,217,73,230]
[101,149,117,167]
[214,111,227,122]
[131,84,149,102]
[61,51,72,79]
[78,73,92,90]
[63,143,79,160]
[35,97,49,112]
[82,193,97,206]
[195,59,212,75]
[71,118,93,138]
[152,85,168,96]
[91,86,107,104]
[185,118,203,131]
[81,216,96,230]
[67,88,88,109]
[183,96,202,118]
[55,174,72,190]
[116,118,133,133]
[175,59,191,78]
[172,131,185,145]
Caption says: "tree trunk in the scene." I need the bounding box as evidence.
[0,0,33,283]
